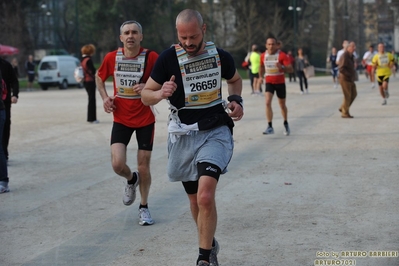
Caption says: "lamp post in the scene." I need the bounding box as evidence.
[40,3,52,48]
[47,0,60,52]
[42,0,58,51]
[201,0,219,42]
[288,0,301,52]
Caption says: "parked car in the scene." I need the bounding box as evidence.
[37,55,82,90]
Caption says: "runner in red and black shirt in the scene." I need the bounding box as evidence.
[96,20,158,226]
[259,37,292,136]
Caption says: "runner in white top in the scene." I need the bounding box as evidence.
[362,45,376,89]
[336,40,349,65]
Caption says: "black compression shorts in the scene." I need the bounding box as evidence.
[110,122,154,151]
[266,83,286,99]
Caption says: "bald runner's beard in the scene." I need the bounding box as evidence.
[181,38,204,56]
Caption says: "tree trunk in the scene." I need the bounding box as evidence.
[326,0,336,72]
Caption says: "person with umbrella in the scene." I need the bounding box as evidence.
[0,44,19,56]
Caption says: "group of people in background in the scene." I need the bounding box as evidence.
[361,43,396,105]
[327,40,396,116]
[243,40,315,137]
[6,52,99,124]
[0,50,99,195]
[244,37,396,124]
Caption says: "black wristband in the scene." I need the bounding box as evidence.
[227,94,243,108]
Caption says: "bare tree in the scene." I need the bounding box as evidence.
[230,0,292,55]
[230,0,265,52]
[213,0,236,48]
[271,3,293,45]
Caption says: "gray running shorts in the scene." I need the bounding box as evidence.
[167,125,234,182]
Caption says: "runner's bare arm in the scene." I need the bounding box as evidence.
[226,71,243,121]
[95,73,109,100]
[259,63,265,80]
[226,71,242,97]
[284,63,293,73]
[95,72,115,113]
[133,83,145,95]
[142,76,177,106]
[389,57,395,68]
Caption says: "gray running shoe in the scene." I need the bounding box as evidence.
[210,239,220,266]
[197,261,210,266]
[0,181,10,193]
[123,171,139,206]
[384,89,389,98]
[382,99,387,105]
[263,126,274,135]
[283,123,290,136]
[138,208,154,226]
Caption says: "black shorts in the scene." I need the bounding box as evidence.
[266,83,286,99]
[249,72,259,80]
[377,75,389,85]
[28,73,35,82]
[110,122,154,151]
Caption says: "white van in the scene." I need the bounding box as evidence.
[38,55,82,90]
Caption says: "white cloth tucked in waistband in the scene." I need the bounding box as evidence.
[168,120,199,143]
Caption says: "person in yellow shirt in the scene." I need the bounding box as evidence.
[249,44,262,95]
[372,43,394,105]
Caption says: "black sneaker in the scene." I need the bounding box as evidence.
[283,123,290,136]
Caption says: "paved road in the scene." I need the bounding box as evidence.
[1,75,398,266]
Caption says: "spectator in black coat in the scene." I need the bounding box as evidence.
[81,44,98,123]
[0,58,19,161]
